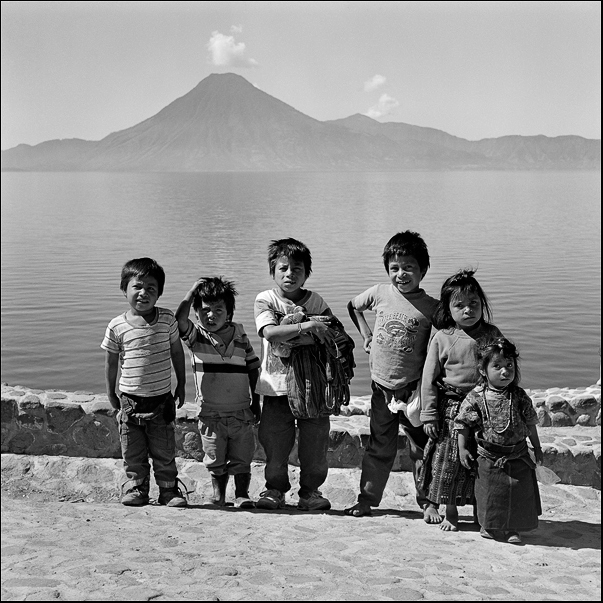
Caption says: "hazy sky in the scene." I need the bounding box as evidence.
[1,1,601,150]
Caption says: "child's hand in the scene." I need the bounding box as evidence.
[363,334,373,354]
[174,384,186,408]
[423,420,439,439]
[108,392,121,410]
[459,448,475,470]
[533,446,544,464]
[308,320,334,344]
[251,400,261,424]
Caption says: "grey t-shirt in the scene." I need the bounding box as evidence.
[352,284,438,390]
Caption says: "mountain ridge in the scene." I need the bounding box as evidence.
[2,73,600,171]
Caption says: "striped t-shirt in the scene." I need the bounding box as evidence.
[101,307,179,397]
[181,320,261,413]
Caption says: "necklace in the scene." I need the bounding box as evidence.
[482,386,513,434]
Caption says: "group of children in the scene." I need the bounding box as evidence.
[102,232,543,545]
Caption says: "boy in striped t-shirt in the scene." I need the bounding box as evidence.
[176,277,261,508]
[102,257,187,508]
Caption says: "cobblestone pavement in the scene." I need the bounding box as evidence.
[1,465,600,601]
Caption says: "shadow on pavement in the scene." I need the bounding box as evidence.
[523,519,601,550]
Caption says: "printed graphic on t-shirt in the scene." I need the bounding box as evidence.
[375,311,420,354]
[266,346,287,374]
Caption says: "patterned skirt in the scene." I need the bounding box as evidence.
[419,392,475,506]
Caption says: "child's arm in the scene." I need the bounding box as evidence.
[171,338,186,408]
[347,299,373,353]
[248,367,261,423]
[262,320,333,345]
[457,427,475,469]
[104,351,121,410]
[528,424,544,464]
[175,279,204,334]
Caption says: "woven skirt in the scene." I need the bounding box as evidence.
[419,393,475,506]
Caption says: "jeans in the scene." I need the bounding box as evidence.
[258,395,330,498]
[199,409,256,476]
[357,380,429,508]
[119,393,178,489]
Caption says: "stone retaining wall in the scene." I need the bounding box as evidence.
[1,383,600,488]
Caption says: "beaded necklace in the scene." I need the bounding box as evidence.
[482,386,513,434]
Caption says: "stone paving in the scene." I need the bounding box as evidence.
[1,458,601,601]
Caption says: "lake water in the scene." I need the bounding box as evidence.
[1,171,600,400]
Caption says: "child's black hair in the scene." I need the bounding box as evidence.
[267,238,312,278]
[192,277,238,320]
[432,269,493,330]
[382,230,430,274]
[476,336,521,388]
[120,257,166,297]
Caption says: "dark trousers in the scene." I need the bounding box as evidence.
[258,395,330,498]
[358,381,429,508]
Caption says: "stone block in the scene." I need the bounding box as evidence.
[577,414,594,426]
[45,401,86,434]
[72,417,119,456]
[5,431,35,453]
[546,395,570,413]
[537,407,552,427]
[16,413,45,431]
[17,395,42,409]
[550,411,574,427]
[1,397,16,424]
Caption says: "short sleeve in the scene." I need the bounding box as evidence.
[254,295,279,337]
[454,392,483,431]
[351,285,378,313]
[179,319,197,347]
[100,325,121,354]
[517,389,539,426]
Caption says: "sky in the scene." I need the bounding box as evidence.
[1,1,601,150]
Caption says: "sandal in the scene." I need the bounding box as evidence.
[344,503,372,517]
[506,532,522,544]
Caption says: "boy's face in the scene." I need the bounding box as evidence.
[273,256,307,298]
[196,299,230,332]
[387,254,424,294]
[481,352,516,390]
[124,276,160,316]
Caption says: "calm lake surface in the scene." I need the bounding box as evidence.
[1,171,600,399]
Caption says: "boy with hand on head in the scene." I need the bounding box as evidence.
[102,257,187,508]
[176,277,261,508]
[344,231,440,521]
[254,238,335,511]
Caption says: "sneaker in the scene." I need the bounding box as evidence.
[255,489,285,510]
[298,490,331,511]
[121,485,150,507]
[158,480,188,508]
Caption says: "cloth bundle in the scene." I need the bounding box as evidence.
[274,308,356,419]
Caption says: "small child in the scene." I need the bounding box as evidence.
[344,231,439,520]
[175,277,261,508]
[419,269,502,530]
[101,257,187,507]
[254,238,335,511]
[456,337,543,544]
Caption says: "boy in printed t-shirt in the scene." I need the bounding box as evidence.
[102,257,187,507]
[254,238,336,511]
[176,277,261,508]
[344,231,440,521]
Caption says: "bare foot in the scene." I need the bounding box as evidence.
[423,503,442,524]
[344,502,372,517]
[440,504,459,531]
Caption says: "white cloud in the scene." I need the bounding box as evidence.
[206,30,258,68]
[365,94,400,119]
[230,25,243,34]
[364,74,386,92]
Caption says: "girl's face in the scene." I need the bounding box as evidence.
[449,291,482,330]
[481,352,516,389]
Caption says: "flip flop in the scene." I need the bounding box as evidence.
[344,503,372,517]
[506,532,522,544]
